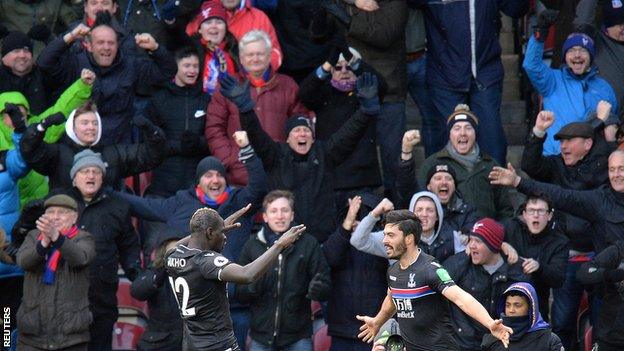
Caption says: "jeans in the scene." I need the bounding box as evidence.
[250,338,312,351]
[230,308,250,350]
[329,336,371,351]
[429,80,507,165]
[551,260,601,351]
[375,102,406,191]
[406,55,440,157]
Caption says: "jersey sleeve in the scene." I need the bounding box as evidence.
[196,252,232,281]
[425,261,456,293]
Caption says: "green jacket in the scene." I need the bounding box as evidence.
[0,78,91,207]
[418,149,514,220]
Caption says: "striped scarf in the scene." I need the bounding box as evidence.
[39,225,79,285]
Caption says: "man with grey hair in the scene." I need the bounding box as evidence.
[206,30,311,186]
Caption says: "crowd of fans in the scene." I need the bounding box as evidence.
[1,0,624,350]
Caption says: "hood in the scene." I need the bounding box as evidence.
[408,191,444,244]
[64,107,102,146]
[497,282,550,332]
[0,91,31,149]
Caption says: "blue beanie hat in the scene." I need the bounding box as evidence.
[562,33,595,62]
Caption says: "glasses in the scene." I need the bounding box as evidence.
[524,208,550,216]
[334,65,353,72]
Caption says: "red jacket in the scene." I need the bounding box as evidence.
[205,73,310,186]
[186,0,282,70]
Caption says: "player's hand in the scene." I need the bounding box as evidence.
[343,196,362,231]
[533,110,554,133]
[489,319,513,348]
[275,224,306,250]
[522,257,540,274]
[500,242,518,265]
[371,198,394,218]
[356,315,381,343]
[223,204,251,232]
[80,69,96,85]
[489,163,521,187]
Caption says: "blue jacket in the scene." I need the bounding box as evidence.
[410,0,529,91]
[0,132,29,279]
[523,36,617,155]
[115,153,268,262]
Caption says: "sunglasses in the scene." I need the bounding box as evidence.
[334,64,353,71]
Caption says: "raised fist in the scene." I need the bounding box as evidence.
[233,131,250,148]
[371,198,394,218]
[534,110,554,133]
[596,100,612,121]
[135,33,159,51]
[402,129,421,153]
[80,69,96,85]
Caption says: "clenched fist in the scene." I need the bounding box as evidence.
[233,131,250,148]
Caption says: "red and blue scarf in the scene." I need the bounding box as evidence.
[39,225,79,285]
[201,41,236,95]
[196,186,232,208]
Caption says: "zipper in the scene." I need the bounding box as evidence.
[273,253,283,338]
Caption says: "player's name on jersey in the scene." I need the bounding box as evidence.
[168,257,187,268]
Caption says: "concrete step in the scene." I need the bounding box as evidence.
[500,31,516,55]
[501,54,520,77]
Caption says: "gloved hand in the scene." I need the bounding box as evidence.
[356,73,380,115]
[605,268,624,283]
[535,9,558,42]
[133,116,163,141]
[180,130,202,155]
[5,103,27,133]
[40,112,66,130]
[161,0,180,22]
[152,266,167,287]
[322,2,352,27]
[330,33,351,63]
[219,74,255,113]
[28,23,52,43]
[307,273,328,301]
[11,199,45,249]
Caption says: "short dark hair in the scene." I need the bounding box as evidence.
[174,47,200,63]
[383,210,422,245]
[190,208,223,235]
[262,190,295,212]
[504,290,530,305]
[523,194,553,212]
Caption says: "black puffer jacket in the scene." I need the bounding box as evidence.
[502,217,570,318]
[521,129,613,251]
[20,121,166,191]
[0,65,51,115]
[145,82,210,197]
[236,228,331,348]
[443,252,529,350]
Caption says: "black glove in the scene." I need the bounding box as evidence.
[152,266,167,287]
[356,73,380,115]
[161,0,180,21]
[330,33,352,63]
[219,73,255,113]
[307,273,328,301]
[11,199,45,249]
[28,23,52,43]
[535,9,558,42]
[179,130,202,155]
[322,2,351,27]
[605,268,624,283]
[40,112,66,130]
[5,103,27,133]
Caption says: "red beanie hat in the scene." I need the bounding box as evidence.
[469,218,504,253]
[196,0,228,31]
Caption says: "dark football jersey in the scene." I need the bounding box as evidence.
[165,244,238,351]
[387,251,459,351]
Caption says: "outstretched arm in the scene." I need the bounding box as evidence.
[356,289,396,343]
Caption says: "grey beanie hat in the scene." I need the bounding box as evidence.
[70,149,107,179]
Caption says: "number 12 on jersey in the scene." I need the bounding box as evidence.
[169,276,196,317]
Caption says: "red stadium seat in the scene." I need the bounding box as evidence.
[112,320,146,350]
[117,278,149,318]
[584,326,592,351]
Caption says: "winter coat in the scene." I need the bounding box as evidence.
[239,106,374,243]
[443,252,529,350]
[37,36,176,144]
[409,0,529,91]
[298,64,386,190]
[502,217,570,317]
[58,187,142,320]
[576,240,624,346]
[0,78,92,207]
[19,112,166,191]
[481,282,563,351]
[576,0,624,115]
[0,132,29,280]
[396,156,479,233]
[517,178,624,252]
[523,36,617,155]
[114,152,267,263]
[521,128,613,251]
[419,148,514,220]
[205,72,310,186]
[145,82,211,197]
[16,227,95,350]
[131,267,183,350]
[186,0,283,70]
[236,227,331,348]
[344,0,407,102]
[0,65,50,115]
[321,194,387,339]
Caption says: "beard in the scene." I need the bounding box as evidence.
[386,240,407,259]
